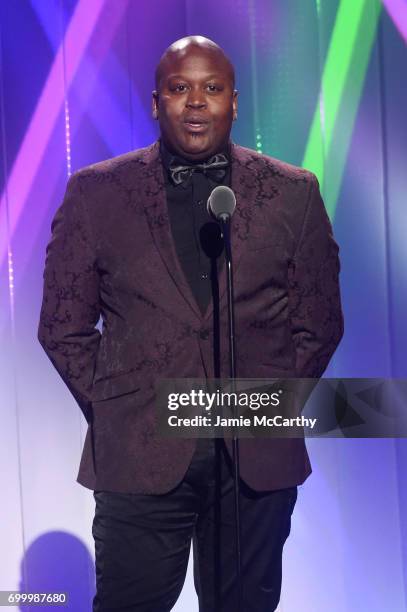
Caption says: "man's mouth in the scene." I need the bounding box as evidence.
[183,118,209,133]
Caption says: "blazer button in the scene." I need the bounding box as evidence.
[199,329,209,340]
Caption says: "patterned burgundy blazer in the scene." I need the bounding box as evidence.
[38,140,343,494]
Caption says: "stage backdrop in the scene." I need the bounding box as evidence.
[1,1,406,610]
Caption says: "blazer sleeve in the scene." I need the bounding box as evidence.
[288,174,344,378]
[37,172,101,421]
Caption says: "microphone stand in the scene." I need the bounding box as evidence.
[219,214,243,611]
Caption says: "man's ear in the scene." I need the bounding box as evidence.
[152,90,159,120]
[232,89,238,121]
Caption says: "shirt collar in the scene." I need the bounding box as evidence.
[159,138,231,170]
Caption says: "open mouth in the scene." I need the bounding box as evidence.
[184,119,209,133]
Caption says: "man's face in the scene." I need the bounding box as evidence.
[152,47,237,161]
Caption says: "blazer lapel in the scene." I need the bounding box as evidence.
[139,142,203,323]
[138,141,262,325]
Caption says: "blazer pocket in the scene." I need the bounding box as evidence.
[91,369,140,402]
[247,237,287,252]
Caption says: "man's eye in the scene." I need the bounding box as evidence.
[174,84,187,92]
[207,85,219,92]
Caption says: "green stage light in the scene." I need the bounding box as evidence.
[303,0,382,219]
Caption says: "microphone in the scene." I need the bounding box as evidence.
[207,186,236,222]
[207,186,241,606]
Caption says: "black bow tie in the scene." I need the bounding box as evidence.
[168,153,229,187]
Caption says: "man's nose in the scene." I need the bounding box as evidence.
[186,89,207,108]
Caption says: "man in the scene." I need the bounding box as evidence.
[38,36,343,611]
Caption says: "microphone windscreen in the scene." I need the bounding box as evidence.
[207,186,236,220]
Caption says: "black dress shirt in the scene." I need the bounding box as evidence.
[160,140,231,315]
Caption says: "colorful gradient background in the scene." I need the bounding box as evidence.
[1,1,406,610]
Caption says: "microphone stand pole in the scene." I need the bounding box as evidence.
[220,215,243,611]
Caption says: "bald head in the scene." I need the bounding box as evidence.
[152,35,238,161]
[155,36,235,91]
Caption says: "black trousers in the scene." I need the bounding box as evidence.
[92,438,297,612]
